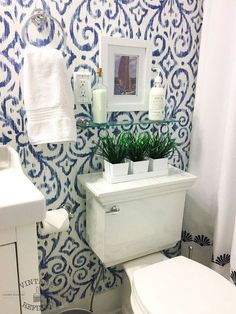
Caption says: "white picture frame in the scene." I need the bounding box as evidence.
[99,36,152,112]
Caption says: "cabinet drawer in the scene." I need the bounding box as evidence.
[0,243,21,314]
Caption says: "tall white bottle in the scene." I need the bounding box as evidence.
[92,68,107,124]
[148,70,165,121]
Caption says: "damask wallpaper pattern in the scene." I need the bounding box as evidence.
[0,0,203,312]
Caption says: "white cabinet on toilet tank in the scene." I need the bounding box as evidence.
[79,166,196,267]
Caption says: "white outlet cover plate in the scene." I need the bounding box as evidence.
[74,70,92,104]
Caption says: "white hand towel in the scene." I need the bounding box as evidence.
[23,46,76,144]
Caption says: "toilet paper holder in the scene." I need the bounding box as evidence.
[39,203,74,230]
[64,203,74,219]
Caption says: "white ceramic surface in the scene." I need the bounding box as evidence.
[79,166,196,203]
[122,252,168,314]
[132,256,236,314]
[103,167,170,184]
[79,167,196,266]
[0,145,46,229]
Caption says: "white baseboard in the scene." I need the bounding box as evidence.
[45,285,122,314]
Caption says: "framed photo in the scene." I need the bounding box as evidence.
[99,36,152,112]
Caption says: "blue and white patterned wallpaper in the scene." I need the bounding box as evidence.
[0,0,203,312]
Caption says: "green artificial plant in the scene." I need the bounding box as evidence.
[95,134,127,164]
[125,132,150,162]
[148,133,176,159]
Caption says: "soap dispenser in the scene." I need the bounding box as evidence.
[92,68,107,124]
[148,68,165,121]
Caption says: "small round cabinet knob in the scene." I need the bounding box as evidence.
[106,205,120,214]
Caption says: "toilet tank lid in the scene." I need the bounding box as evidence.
[79,166,196,204]
[132,256,236,314]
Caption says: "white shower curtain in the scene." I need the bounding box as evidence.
[185,0,236,283]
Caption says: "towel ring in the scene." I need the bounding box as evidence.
[21,8,66,51]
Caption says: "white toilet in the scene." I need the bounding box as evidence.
[123,253,236,314]
[79,167,236,314]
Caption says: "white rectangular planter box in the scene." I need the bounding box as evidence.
[103,159,169,184]
[104,160,129,177]
[129,159,149,174]
[103,169,167,183]
[149,157,169,175]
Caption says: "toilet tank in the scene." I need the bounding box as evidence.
[79,166,196,267]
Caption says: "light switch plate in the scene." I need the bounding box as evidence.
[73,70,92,104]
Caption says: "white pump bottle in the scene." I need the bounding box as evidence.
[148,69,165,121]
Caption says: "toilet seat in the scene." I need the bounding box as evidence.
[132,256,236,314]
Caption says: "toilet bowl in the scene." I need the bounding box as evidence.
[122,252,168,314]
[123,253,236,314]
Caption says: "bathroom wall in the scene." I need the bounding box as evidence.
[0,0,203,312]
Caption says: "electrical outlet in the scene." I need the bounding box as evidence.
[73,69,92,104]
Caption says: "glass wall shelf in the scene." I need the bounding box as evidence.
[76,118,178,129]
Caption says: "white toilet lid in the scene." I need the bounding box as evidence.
[132,256,236,314]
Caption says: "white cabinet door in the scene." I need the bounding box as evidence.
[0,243,21,314]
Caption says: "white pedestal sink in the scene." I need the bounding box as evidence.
[0,145,46,314]
[0,145,45,228]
